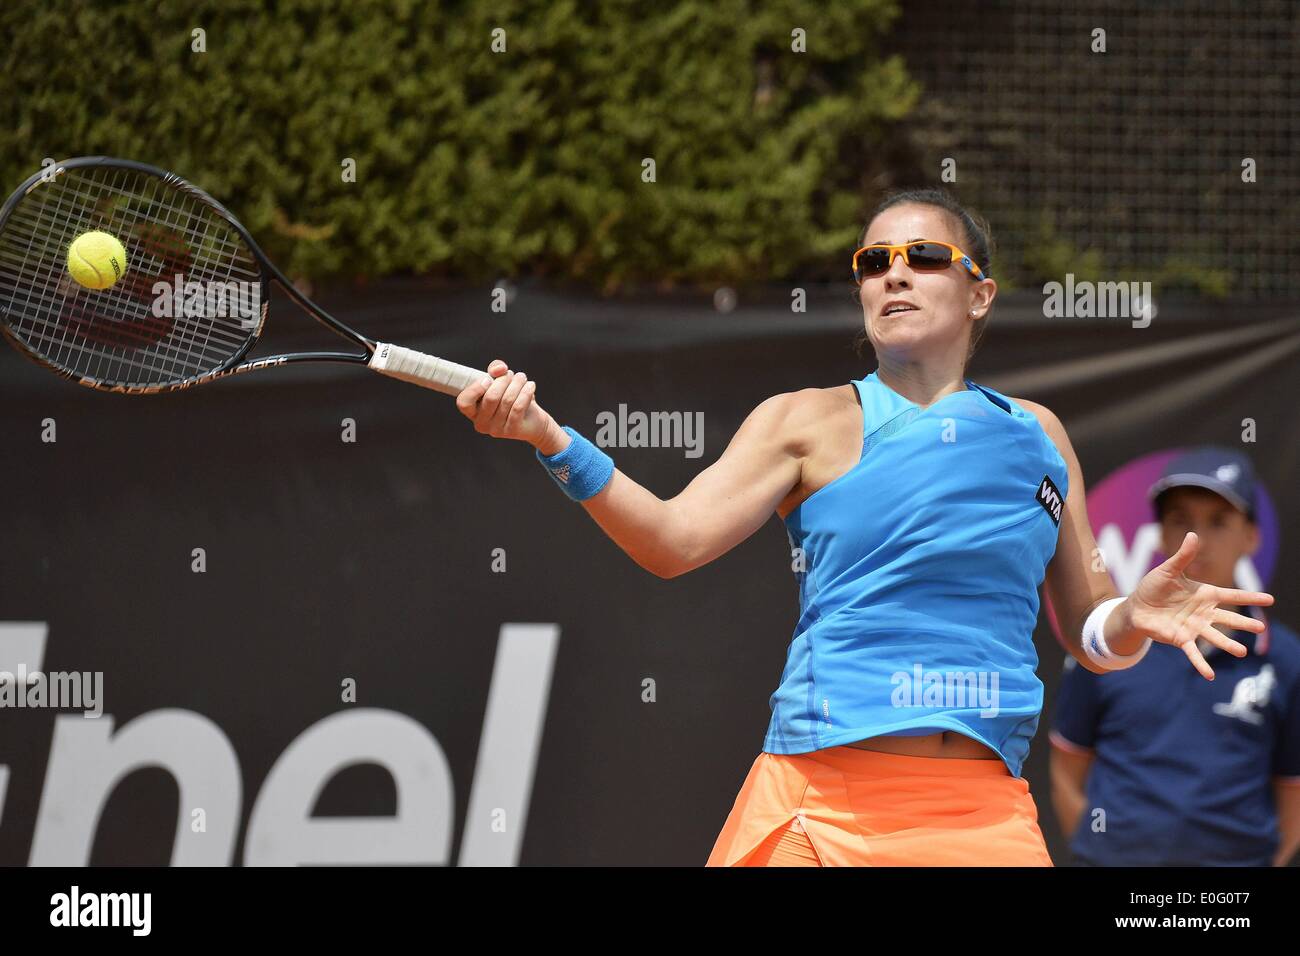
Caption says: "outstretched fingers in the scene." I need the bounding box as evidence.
[1181,639,1216,681]
[1213,586,1275,608]
[1213,607,1266,633]
[1198,623,1248,659]
[1157,531,1200,577]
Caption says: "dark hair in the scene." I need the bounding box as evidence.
[851,188,995,371]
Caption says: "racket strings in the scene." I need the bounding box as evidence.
[10,170,255,379]
[36,171,252,372]
[0,173,238,383]
[0,165,263,387]
[0,186,237,379]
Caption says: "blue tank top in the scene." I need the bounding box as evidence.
[762,371,1068,777]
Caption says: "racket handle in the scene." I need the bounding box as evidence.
[368,342,485,396]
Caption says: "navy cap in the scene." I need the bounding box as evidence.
[1147,446,1257,520]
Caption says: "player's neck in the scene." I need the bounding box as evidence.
[874,360,967,408]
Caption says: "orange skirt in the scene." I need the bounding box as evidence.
[706,746,1053,867]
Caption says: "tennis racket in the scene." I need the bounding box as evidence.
[0,156,486,395]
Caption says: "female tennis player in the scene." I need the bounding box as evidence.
[454,188,1275,866]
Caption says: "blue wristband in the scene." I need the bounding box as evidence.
[536,426,615,501]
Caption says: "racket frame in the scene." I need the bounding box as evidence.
[0,156,387,394]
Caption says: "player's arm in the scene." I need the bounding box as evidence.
[575,391,806,578]
[461,361,805,578]
[467,358,808,578]
[1019,400,1126,674]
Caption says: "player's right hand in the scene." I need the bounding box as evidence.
[456,359,553,447]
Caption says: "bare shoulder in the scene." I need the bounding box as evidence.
[1014,397,1064,438]
[788,382,858,420]
[1013,397,1079,467]
[766,384,861,519]
[723,389,805,466]
[782,383,859,449]
[746,384,860,473]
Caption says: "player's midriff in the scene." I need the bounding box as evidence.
[844,732,1002,760]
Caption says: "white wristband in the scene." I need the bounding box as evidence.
[1081,597,1152,670]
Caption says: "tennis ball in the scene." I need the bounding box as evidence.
[67,231,128,291]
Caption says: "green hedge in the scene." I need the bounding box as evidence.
[1,0,913,285]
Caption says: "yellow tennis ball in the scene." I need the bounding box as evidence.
[67,231,128,291]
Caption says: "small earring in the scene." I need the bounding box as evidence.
[969,310,977,316]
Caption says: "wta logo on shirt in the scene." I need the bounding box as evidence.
[1036,474,1064,525]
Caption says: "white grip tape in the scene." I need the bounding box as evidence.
[368,342,485,396]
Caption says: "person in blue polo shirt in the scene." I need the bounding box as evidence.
[1050,447,1300,866]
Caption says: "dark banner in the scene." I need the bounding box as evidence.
[2,284,1297,865]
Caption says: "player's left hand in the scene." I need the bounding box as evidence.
[1125,531,1274,679]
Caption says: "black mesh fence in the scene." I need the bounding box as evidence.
[887,0,1299,300]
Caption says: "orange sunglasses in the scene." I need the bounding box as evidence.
[852,240,987,284]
